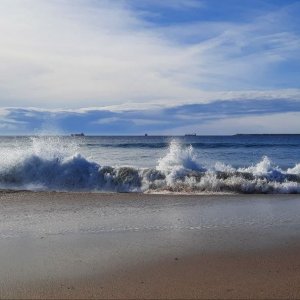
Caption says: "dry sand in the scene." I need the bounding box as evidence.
[0,191,300,299]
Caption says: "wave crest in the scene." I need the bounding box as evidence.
[0,138,299,193]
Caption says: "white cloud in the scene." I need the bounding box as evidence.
[93,117,121,125]
[130,0,204,10]
[0,108,9,117]
[1,98,300,135]
[0,0,299,109]
[163,112,300,135]
[0,0,201,107]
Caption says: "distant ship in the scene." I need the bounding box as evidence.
[145,133,148,136]
[185,133,196,136]
[71,133,85,137]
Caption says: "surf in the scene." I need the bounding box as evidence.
[0,137,299,193]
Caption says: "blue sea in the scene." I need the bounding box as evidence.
[0,135,299,193]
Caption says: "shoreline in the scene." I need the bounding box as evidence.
[2,188,299,196]
[1,192,300,298]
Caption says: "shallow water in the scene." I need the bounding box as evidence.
[1,193,300,248]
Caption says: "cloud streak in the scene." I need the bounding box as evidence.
[1,98,300,135]
[0,0,299,109]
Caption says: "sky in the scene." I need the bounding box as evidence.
[0,0,299,135]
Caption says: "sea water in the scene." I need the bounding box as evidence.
[0,135,299,193]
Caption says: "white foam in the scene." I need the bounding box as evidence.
[156,140,205,185]
[214,162,236,173]
[0,138,299,194]
[237,156,285,181]
[157,140,204,172]
[287,163,300,175]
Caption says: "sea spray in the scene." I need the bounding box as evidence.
[0,137,299,193]
[156,140,206,186]
[238,156,285,180]
[287,163,300,175]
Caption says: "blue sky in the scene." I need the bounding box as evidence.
[0,0,299,134]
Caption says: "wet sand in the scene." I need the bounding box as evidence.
[1,191,300,299]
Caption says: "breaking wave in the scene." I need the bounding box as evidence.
[0,138,299,194]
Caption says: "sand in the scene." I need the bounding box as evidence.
[0,191,300,299]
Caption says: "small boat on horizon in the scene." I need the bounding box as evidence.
[71,133,85,137]
[184,133,196,136]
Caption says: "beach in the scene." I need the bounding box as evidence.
[1,0,300,297]
[1,191,300,299]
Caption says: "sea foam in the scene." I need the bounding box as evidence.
[0,137,299,193]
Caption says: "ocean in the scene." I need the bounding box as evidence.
[0,135,299,193]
